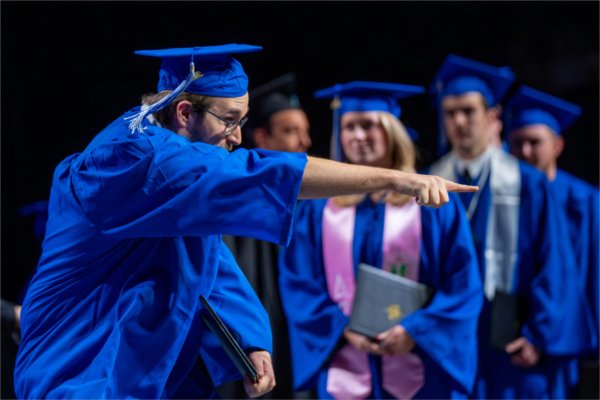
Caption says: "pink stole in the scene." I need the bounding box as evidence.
[322,198,424,399]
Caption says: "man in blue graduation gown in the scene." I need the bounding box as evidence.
[505,85,599,398]
[13,44,477,399]
[428,54,581,399]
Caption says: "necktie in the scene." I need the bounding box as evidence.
[463,168,473,185]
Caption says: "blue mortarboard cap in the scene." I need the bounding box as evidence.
[314,81,424,160]
[314,80,424,118]
[126,44,262,133]
[504,85,582,136]
[430,54,515,156]
[430,54,516,107]
[136,44,262,98]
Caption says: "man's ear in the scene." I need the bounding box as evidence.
[554,135,565,159]
[487,104,502,121]
[175,100,195,129]
[252,127,269,149]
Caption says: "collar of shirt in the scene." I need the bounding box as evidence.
[452,146,494,179]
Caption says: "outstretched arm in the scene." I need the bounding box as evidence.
[299,156,478,207]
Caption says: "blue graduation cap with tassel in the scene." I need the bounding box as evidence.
[429,54,516,156]
[125,44,262,134]
[504,85,582,136]
[313,81,425,161]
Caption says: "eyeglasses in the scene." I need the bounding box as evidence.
[196,105,249,136]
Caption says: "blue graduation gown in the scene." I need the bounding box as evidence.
[279,195,482,399]
[455,162,583,399]
[552,169,599,355]
[549,170,599,397]
[14,107,307,399]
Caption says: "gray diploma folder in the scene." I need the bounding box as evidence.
[200,295,259,384]
[348,263,432,339]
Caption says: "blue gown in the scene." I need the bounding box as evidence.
[14,106,307,399]
[550,169,599,397]
[279,195,482,399]
[450,162,585,399]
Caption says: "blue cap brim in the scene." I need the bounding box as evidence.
[135,44,262,58]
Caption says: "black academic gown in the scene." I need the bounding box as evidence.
[219,235,296,399]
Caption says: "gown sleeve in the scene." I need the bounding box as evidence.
[516,166,578,355]
[278,199,348,391]
[70,127,307,245]
[401,195,483,393]
[199,242,273,387]
[549,176,598,356]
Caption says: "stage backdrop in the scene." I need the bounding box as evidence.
[2,1,598,300]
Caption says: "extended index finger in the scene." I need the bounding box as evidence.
[445,180,479,193]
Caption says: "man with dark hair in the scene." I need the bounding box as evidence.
[242,72,312,153]
[505,85,598,398]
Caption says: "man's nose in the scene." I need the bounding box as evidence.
[454,112,468,127]
[226,126,242,146]
[521,142,533,158]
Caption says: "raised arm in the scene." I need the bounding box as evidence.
[299,156,478,207]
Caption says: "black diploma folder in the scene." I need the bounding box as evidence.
[200,295,259,384]
[348,263,432,339]
[490,290,524,350]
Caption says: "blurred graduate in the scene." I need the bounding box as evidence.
[505,86,599,398]
[427,54,582,398]
[279,81,483,399]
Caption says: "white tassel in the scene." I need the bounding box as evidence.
[125,62,203,134]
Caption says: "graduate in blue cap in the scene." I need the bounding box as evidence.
[505,85,599,398]
[279,80,483,399]
[13,45,477,399]
[428,55,583,399]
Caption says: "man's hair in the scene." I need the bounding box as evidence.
[141,91,216,127]
[252,110,275,134]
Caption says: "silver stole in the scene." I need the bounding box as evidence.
[430,149,520,300]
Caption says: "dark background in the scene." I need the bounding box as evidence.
[2,1,598,302]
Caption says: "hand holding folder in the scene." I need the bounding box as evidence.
[199,295,259,384]
[348,263,432,339]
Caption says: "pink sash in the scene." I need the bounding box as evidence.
[322,198,424,399]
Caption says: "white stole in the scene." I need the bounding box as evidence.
[430,148,520,300]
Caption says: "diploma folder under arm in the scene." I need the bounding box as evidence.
[348,263,433,339]
[199,295,259,384]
